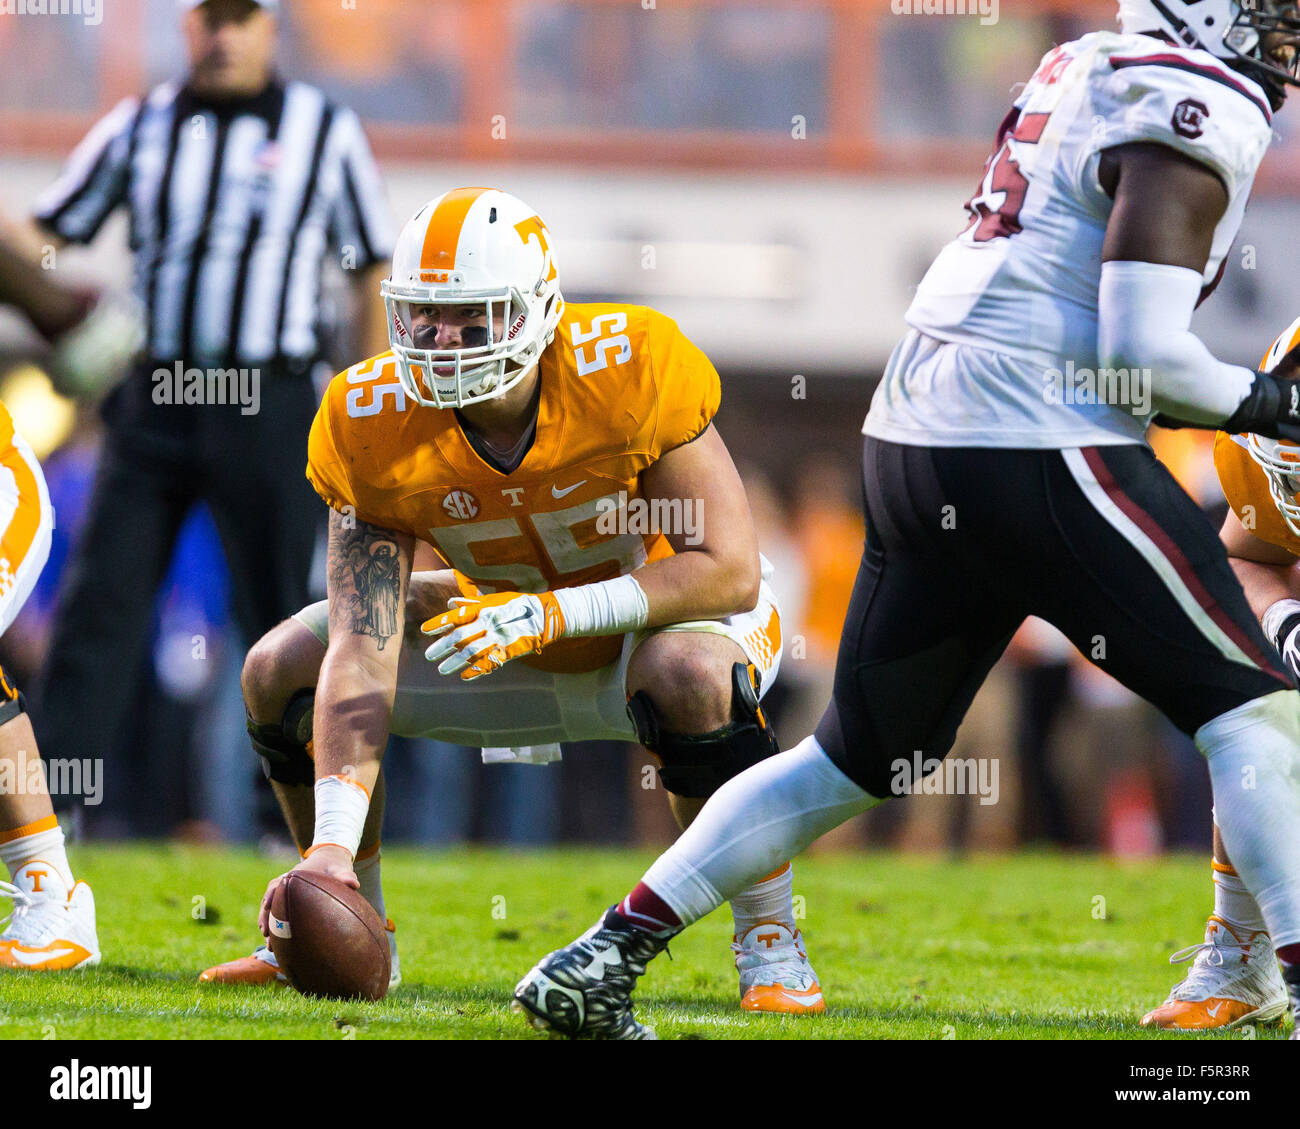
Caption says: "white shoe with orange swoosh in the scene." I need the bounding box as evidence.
[733,922,826,1014]
[1141,915,1287,1030]
[0,860,100,971]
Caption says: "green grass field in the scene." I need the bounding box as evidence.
[0,845,1284,1040]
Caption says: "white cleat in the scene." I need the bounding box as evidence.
[733,922,825,1014]
[1141,915,1287,1030]
[0,860,100,971]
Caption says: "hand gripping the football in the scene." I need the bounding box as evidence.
[422,591,567,680]
[258,845,358,941]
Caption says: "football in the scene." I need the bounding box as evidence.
[267,871,390,1001]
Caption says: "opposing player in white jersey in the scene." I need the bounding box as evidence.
[513,0,1300,1039]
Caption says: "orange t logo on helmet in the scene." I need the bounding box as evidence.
[513,216,557,285]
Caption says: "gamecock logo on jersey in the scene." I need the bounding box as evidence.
[1171,98,1209,139]
[442,490,480,520]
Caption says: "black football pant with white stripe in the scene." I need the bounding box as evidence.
[817,438,1293,799]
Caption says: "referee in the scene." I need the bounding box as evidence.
[24,0,394,781]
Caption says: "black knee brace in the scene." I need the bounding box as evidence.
[248,689,315,786]
[627,662,780,799]
[0,687,25,728]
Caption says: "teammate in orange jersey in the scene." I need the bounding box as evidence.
[0,405,100,971]
[0,226,122,970]
[200,187,824,1018]
[1143,314,1300,1030]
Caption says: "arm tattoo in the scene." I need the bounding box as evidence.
[328,513,403,650]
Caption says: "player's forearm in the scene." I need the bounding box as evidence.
[547,551,758,644]
[1098,261,1255,425]
[1100,262,1300,439]
[313,652,394,786]
[0,233,87,338]
[315,511,411,853]
[1229,556,1300,623]
[630,549,760,628]
[308,653,393,856]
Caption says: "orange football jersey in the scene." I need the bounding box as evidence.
[307,302,721,672]
[1213,430,1300,557]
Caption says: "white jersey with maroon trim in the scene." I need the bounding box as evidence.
[864,30,1273,449]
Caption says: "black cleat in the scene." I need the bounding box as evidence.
[512,907,673,1040]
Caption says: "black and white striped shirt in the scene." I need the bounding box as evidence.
[33,79,394,368]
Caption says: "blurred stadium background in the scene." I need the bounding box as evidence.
[0,0,1290,856]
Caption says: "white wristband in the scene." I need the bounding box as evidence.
[311,774,370,859]
[552,575,649,637]
[1263,598,1300,650]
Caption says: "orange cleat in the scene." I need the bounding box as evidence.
[198,945,286,986]
[740,981,827,1014]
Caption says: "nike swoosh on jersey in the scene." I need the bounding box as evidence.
[6,945,75,966]
[552,480,586,499]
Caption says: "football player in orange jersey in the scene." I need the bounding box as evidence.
[199,187,824,1020]
[1142,315,1300,1031]
[0,224,125,970]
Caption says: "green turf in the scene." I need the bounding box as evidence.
[0,845,1283,1039]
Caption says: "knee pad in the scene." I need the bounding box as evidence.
[248,689,315,786]
[0,679,25,728]
[627,662,780,799]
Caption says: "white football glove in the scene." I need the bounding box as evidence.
[422,590,566,680]
[49,289,144,399]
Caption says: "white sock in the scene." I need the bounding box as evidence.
[1197,692,1300,948]
[643,735,879,925]
[0,821,74,890]
[730,863,794,938]
[355,849,386,920]
[1211,851,1267,934]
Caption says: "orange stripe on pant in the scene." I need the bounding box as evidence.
[0,444,44,593]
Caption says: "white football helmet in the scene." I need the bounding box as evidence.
[1247,315,1300,537]
[1117,0,1300,107]
[380,187,564,409]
